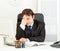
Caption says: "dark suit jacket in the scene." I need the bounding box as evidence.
[16,20,45,42]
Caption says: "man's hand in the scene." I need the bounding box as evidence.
[21,19,27,25]
[20,38,27,42]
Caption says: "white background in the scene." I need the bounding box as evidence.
[0,0,58,41]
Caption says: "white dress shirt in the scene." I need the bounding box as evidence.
[20,21,34,30]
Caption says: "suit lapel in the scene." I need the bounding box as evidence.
[32,20,37,32]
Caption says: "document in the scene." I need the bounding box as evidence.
[25,41,46,47]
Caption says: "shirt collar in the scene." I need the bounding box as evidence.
[30,21,34,27]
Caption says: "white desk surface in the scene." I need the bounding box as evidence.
[0,42,60,51]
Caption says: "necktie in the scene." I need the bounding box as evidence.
[28,26,32,29]
[24,26,32,38]
[27,26,32,34]
[25,26,32,36]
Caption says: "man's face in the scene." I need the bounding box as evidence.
[22,15,34,26]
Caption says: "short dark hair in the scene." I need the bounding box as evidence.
[21,9,34,17]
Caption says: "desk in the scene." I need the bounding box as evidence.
[0,35,60,51]
[0,42,60,51]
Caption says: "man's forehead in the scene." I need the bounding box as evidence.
[23,17,32,19]
[23,15,32,17]
[23,15,32,18]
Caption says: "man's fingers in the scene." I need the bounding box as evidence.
[20,38,27,42]
[21,19,27,25]
[20,38,24,42]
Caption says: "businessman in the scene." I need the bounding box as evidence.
[16,9,45,42]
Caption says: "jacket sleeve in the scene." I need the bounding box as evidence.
[29,22,45,42]
[15,22,25,40]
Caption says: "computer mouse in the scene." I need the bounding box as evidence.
[54,41,60,44]
[50,41,60,48]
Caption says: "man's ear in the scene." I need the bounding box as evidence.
[33,15,35,20]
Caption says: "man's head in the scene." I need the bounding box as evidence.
[21,9,35,26]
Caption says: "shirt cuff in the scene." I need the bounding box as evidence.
[25,38,30,46]
[20,24,25,30]
[26,38,30,42]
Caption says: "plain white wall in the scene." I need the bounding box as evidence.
[8,0,38,13]
[57,0,60,41]
[0,0,18,37]
[38,0,57,41]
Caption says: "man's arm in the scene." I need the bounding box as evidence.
[16,22,25,40]
[16,18,27,40]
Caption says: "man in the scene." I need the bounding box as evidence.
[16,9,45,42]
